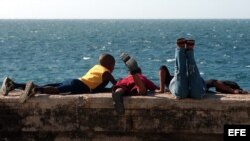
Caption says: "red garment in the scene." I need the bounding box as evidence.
[114,74,158,95]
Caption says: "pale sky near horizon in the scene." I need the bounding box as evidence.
[1,0,250,19]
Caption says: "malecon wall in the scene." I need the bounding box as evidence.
[1,91,250,141]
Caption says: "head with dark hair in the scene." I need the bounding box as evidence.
[159,65,173,87]
[160,65,171,77]
[99,53,115,72]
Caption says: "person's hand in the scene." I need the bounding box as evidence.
[233,89,240,94]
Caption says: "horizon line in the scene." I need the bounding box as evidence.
[0,18,250,20]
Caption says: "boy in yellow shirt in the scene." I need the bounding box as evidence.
[1,53,117,103]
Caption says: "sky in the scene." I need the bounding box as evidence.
[0,0,250,19]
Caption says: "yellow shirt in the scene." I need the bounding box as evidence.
[79,64,109,89]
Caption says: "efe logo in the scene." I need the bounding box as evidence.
[224,125,250,141]
[228,129,246,136]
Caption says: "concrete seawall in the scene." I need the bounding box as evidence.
[1,91,250,141]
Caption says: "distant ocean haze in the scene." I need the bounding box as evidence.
[0,19,249,90]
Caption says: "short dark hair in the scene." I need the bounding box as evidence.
[99,53,115,69]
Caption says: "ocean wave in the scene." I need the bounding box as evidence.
[149,58,161,62]
[83,57,91,60]
[167,59,175,63]
[199,61,206,65]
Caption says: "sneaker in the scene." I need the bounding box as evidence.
[1,77,14,96]
[186,39,195,50]
[120,53,139,73]
[112,92,125,115]
[176,38,186,48]
[19,81,36,103]
[120,52,130,63]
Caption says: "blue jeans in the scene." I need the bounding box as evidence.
[38,79,109,94]
[169,47,206,99]
[38,79,90,94]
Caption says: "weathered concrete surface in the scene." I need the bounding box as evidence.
[0,90,250,141]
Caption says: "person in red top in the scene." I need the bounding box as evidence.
[112,53,159,115]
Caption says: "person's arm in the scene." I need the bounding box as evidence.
[158,67,166,93]
[216,81,238,94]
[143,76,159,91]
[102,71,117,85]
[208,80,238,94]
[131,74,147,95]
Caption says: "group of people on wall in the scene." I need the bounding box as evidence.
[1,38,248,115]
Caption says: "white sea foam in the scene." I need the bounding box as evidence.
[246,65,250,68]
[200,61,206,65]
[83,57,91,60]
[144,40,151,43]
[101,46,106,50]
[149,58,161,62]
[167,59,175,63]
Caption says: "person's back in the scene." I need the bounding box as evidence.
[112,53,159,115]
[79,53,117,92]
[114,68,158,95]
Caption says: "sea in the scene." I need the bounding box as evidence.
[0,19,249,91]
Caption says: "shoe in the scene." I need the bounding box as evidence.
[176,38,186,48]
[120,52,130,63]
[1,77,14,96]
[112,92,125,115]
[19,81,36,103]
[120,52,139,74]
[186,39,195,46]
[186,39,195,50]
